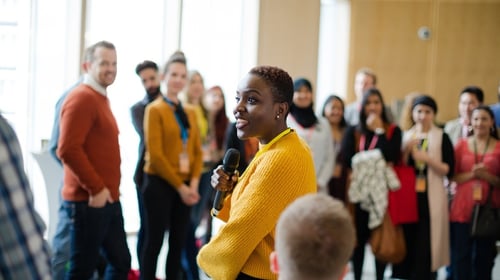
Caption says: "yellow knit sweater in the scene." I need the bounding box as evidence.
[197,130,317,280]
[143,99,202,187]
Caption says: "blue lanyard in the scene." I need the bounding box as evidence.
[163,97,189,143]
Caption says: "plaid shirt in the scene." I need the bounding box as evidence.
[0,115,51,279]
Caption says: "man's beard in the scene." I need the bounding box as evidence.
[147,86,161,97]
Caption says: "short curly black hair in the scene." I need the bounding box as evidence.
[249,65,293,108]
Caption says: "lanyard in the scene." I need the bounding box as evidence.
[239,128,292,179]
[253,128,292,160]
[163,97,189,144]
[359,134,379,151]
[474,137,490,164]
[415,138,429,172]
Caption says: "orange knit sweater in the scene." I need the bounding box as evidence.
[58,85,121,201]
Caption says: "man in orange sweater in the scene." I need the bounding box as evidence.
[57,40,131,279]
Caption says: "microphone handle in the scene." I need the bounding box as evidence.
[212,190,226,216]
[212,166,234,216]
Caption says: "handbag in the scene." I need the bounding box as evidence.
[470,186,500,240]
[369,212,406,263]
[385,124,418,224]
[388,164,418,225]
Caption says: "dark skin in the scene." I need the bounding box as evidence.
[211,73,289,192]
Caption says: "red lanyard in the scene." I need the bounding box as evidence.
[359,134,379,151]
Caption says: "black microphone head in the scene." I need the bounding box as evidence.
[222,148,240,174]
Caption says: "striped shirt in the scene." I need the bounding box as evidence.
[0,114,51,280]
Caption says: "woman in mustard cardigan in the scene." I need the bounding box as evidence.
[197,66,317,280]
[141,51,202,280]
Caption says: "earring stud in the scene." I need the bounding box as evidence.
[276,115,280,119]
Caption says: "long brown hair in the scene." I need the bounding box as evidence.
[207,85,229,149]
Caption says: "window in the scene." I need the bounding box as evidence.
[316,0,350,109]
[180,0,258,116]
[0,0,26,134]
[3,0,259,234]
[84,0,258,232]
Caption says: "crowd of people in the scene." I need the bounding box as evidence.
[1,40,500,280]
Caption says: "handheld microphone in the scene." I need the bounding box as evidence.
[212,148,240,216]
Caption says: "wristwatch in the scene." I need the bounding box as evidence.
[375,127,386,135]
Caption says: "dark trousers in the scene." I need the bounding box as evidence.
[392,192,436,280]
[140,175,191,280]
[64,201,131,280]
[351,204,387,280]
[446,222,454,280]
[136,185,145,270]
[450,222,497,280]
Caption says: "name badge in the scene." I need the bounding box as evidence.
[179,152,190,174]
[472,182,482,201]
[416,175,426,193]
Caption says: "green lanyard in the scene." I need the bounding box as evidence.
[473,137,490,164]
[416,138,429,173]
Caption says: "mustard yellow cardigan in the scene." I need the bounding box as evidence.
[143,99,202,187]
[197,130,317,280]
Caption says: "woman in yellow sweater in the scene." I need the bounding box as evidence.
[197,66,317,280]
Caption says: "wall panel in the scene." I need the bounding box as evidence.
[348,0,433,103]
[257,0,321,84]
[348,0,500,123]
[432,0,500,121]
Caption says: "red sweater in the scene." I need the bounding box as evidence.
[57,84,121,201]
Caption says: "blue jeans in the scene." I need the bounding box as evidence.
[51,197,71,280]
[450,222,497,280]
[51,192,106,280]
[64,201,131,280]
